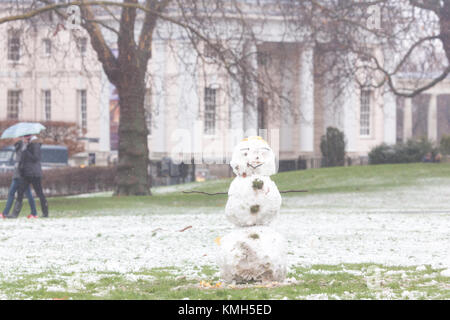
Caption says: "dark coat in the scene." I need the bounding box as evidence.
[19,140,43,177]
[13,140,24,179]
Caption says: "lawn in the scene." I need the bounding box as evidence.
[0,163,449,300]
[0,264,448,300]
[13,162,450,216]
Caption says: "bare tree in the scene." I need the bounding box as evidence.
[4,0,446,196]
[0,0,291,195]
[276,0,449,98]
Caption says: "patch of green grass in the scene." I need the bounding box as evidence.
[1,264,448,300]
[3,162,448,218]
[200,266,219,279]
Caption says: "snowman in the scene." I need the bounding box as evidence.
[217,136,287,283]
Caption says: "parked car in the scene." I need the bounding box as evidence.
[0,144,68,173]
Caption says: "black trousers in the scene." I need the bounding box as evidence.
[12,176,48,218]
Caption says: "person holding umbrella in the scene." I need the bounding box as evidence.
[6,135,49,218]
[1,137,38,219]
[1,122,49,218]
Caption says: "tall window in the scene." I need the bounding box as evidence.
[43,38,52,56]
[257,51,270,66]
[77,37,87,55]
[204,88,217,135]
[7,90,21,120]
[257,98,266,131]
[360,89,371,136]
[42,90,51,121]
[78,90,87,130]
[204,43,218,59]
[7,29,21,61]
[144,89,152,135]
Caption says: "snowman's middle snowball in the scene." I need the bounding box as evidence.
[225,175,282,227]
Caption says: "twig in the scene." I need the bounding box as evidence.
[182,190,308,195]
[182,191,228,195]
[179,225,193,232]
[280,190,308,193]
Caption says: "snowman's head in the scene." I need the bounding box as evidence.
[230,136,276,177]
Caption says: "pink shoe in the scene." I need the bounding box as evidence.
[0,213,5,219]
[27,214,38,219]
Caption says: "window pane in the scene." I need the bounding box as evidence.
[78,90,87,130]
[77,37,87,54]
[43,39,51,55]
[204,88,216,135]
[360,90,371,136]
[8,30,21,61]
[43,90,51,121]
[7,90,21,120]
[257,98,265,130]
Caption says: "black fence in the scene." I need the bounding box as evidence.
[278,156,369,172]
[149,158,196,187]
[0,156,372,199]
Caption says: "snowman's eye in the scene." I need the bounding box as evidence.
[240,148,249,157]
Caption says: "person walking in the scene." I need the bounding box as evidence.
[6,135,49,218]
[1,138,38,219]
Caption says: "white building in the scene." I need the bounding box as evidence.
[0,11,111,165]
[0,2,448,174]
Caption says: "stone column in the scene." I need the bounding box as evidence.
[383,90,397,144]
[177,41,199,157]
[403,98,412,142]
[229,66,245,132]
[227,41,246,161]
[151,41,167,154]
[299,46,314,152]
[243,41,258,137]
[427,94,438,142]
[342,84,357,152]
[99,70,111,152]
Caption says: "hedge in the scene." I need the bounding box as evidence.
[0,166,117,199]
[368,138,438,165]
[320,127,346,167]
[440,135,450,155]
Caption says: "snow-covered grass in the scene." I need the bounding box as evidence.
[0,163,449,299]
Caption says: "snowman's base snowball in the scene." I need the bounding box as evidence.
[217,226,287,283]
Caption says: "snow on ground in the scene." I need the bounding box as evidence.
[0,182,449,281]
[282,178,450,214]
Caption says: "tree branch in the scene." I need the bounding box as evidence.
[79,0,120,84]
[182,189,308,196]
[117,0,138,65]
[182,191,227,195]
[409,0,441,15]
[137,0,171,57]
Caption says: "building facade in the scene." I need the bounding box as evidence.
[0,14,111,165]
[395,76,450,145]
[0,3,449,174]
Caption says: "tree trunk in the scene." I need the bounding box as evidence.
[114,75,151,196]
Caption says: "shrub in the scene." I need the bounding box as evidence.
[320,127,346,167]
[367,144,394,164]
[440,135,450,155]
[369,138,438,164]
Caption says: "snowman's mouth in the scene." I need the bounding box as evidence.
[247,162,263,169]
